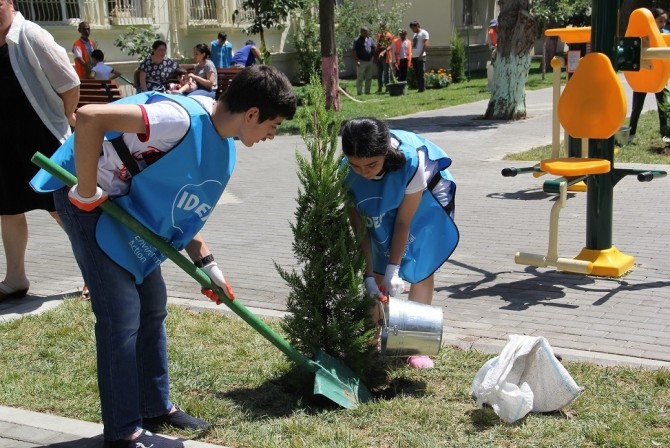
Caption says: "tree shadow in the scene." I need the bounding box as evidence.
[217,358,427,420]
[385,114,499,135]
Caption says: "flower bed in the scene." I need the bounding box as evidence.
[425,68,451,89]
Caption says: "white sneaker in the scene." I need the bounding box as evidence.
[662,136,670,145]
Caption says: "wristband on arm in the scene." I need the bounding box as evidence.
[194,254,215,268]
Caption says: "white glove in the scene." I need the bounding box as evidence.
[364,276,383,299]
[384,264,405,297]
[200,261,235,303]
[68,184,108,211]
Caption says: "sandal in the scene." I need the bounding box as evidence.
[408,355,435,370]
[0,281,29,302]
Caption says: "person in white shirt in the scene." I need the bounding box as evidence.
[392,29,412,82]
[90,49,121,80]
[409,20,429,92]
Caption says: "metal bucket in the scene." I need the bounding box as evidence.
[614,126,631,146]
[380,297,444,357]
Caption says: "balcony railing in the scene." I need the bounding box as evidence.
[15,0,79,24]
[108,0,153,24]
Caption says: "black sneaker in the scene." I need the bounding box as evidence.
[104,429,184,448]
[143,407,211,432]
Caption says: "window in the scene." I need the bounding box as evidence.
[454,0,490,27]
[15,0,79,23]
[188,0,217,22]
[233,0,255,23]
[108,0,149,22]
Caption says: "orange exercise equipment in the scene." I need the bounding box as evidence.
[624,7,670,93]
[513,52,628,275]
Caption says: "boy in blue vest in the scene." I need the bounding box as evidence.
[341,117,459,370]
[31,65,296,448]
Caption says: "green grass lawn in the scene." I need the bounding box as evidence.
[505,109,670,165]
[1,299,668,448]
[278,63,555,136]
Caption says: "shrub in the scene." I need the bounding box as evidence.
[449,32,467,83]
[291,1,321,83]
[113,26,161,61]
[407,66,417,89]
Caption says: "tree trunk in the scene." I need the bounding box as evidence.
[320,0,340,111]
[485,0,537,120]
[484,53,532,119]
[544,36,558,72]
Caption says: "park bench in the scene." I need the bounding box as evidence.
[77,79,123,109]
[214,67,243,99]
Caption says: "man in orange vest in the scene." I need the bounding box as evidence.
[392,29,412,82]
[375,25,394,92]
[72,22,96,79]
[487,19,498,63]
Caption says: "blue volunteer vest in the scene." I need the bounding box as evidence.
[344,130,459,283]
[31,92,235,283]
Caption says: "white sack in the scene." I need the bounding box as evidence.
[471,334,583,423]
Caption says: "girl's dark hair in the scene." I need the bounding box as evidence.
[341,117,405,172]
[194,43,211,59]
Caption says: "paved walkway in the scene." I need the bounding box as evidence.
[1,77,669,446]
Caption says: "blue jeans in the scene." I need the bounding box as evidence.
[54,189,172,441]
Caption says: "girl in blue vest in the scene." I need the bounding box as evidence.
[342,117,459,370]
[31,66,296,448]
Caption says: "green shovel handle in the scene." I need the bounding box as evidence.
[31,152,319,373]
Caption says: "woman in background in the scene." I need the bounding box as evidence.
[187,43,217,98]
[0,0,79,301]
[138,39,179,92]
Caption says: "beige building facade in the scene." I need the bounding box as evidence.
[19,0,497,84]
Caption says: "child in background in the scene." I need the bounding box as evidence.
[168,67,196,95]
[90,49,121,81]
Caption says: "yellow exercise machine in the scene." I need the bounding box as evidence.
[502,6,667,277]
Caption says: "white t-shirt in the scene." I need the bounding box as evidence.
[91,62,113,80]
[411,29,429,58]
[97,95,214,197]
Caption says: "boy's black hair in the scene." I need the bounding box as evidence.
[409,20,420,28]
[245,39,256,46]
[91,49,104,62]
[218,32,227,40]
[220,65,297,122]
[341,117,406,172]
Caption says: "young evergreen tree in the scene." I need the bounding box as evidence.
[276,75,376,377]
[450,32,467,83]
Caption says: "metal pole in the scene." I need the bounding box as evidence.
[586,0,619,249]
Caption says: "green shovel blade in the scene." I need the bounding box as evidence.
[313,351,373,409]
